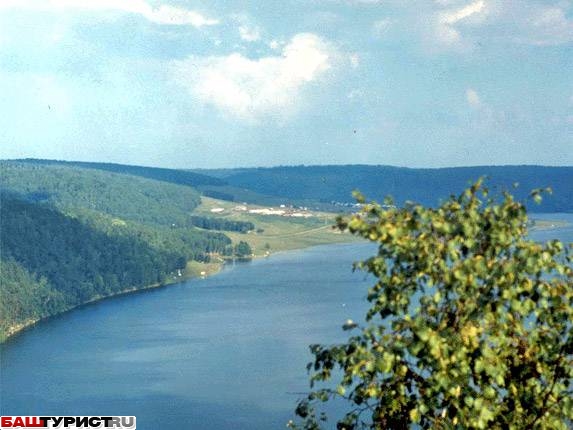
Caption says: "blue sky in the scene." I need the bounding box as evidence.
[0,0,571,168]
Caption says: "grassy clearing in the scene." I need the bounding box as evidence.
[184,260,224,277]
[194,197,362,257]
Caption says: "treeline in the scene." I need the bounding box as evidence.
[15,158,226,187]
[202,189,235,201]
[189,216,254,232]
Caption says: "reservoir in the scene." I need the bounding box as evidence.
[1,214,572,429]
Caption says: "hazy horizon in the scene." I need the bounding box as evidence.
[3,157,573,172]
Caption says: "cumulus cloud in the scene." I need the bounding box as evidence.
[0,0,219,27]
[171,33,346,121]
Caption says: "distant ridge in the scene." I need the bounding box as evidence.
[193,164,573,213]
[5,160,572,212]
[15,158,227,187]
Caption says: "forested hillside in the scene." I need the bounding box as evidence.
[195,165,573,212]
[1,161,203,226]
[16,158,226,187]
[0,162,234,340]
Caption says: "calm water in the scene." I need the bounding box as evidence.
[1,213,572,429]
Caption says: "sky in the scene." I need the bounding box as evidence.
[0,0,572,168]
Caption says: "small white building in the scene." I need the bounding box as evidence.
[248,208,285,215]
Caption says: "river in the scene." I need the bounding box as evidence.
[1,213,572,429]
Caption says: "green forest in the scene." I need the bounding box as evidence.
[0,162,239,340]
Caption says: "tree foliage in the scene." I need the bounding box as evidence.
[291,181,573,429]
[0,259,66,340]
[188,216,255,233]
[234,241,253,258]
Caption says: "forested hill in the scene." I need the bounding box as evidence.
[15,158,226,188]
[195,165,573,212]
[1,161,203,226]
[0,161,235,340]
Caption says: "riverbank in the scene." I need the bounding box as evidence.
[1,228,358,343]
[4,212,568,343]
[1,274,188,343]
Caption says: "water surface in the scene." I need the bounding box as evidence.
[1,213,571,429]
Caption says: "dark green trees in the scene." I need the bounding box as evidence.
[188,216,255,233]
[235,241,253,258]
[291,181,573,429]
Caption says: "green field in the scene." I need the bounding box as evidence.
[193,197,363,257]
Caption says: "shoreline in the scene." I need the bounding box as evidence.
[1,263,225,343]
[1,280,177,343]
[3,214,569,343]
[1,239,357,343]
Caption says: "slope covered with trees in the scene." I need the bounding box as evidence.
[0,259,66,339]
[15,158,226,187]
[1,161,202,226]
[196,165,573,212]
[0,162,234,340]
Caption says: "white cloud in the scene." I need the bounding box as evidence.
[0,0,219,27]
[231,14,262,42]
[433,0,488,49]
[466,88,481,108]
[171,33,344,121]
[520,5,573,46]
[268,40,282,50]
[427,0,573,51]
[239,24,261,42]
[440,0,486,24]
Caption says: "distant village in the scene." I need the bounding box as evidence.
[210,203,315,218]
[208,201,394,218]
